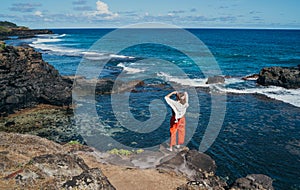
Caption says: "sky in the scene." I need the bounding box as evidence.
[0,0,299,29]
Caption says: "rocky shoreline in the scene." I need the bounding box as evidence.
[0,42,72,116]
[0,132,274,190]
[257,65,300,89]
[0,42,280,189]
[0,21,53,40]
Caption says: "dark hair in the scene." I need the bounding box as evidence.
[176,92,186,105]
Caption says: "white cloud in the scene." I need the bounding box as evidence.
[34,11,43,17]
[96,0,110,14]
[84,0,118,19]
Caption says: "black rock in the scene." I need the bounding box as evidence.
[0,28,53,40]
[230,174,274,190]
[0,45,72,115]
[257,66,300,89]
[206,76,225,84]
[159,150,227,189]
[63,168,116,190]
[158,150,222,184]
[185,149,217,174]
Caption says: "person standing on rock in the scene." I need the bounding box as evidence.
[165,91,189,151]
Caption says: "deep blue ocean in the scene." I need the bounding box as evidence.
[6,28,300,189]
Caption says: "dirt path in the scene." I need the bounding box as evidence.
[78,152,187,190]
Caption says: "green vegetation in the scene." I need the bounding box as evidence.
[0,21,18,28]
[136,149,144,154]
[108,148,144,156]
[0,21,28,34]
[0,26,11,33]
[68,140,81,145]
[0,42,5,51]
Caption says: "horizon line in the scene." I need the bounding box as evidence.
[31,26,300,30]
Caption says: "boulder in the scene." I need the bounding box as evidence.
[63,168,116,190]
[206,76,225,84]
[158,149,226,189]
[230,174,274,190]
[257,66,300,89]
[70,76,145,95]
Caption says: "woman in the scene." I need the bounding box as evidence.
[165,91,189,151]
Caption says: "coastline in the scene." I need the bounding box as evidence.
[0,131,274,190]
[1,27,299,189]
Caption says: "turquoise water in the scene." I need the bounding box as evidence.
[6,28,300,189]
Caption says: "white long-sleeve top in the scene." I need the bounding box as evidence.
[165,92,189,123]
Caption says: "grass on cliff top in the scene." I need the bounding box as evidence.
[108,148,144,156]
[0,26,11,33]
[0,21,18,28]
[0,21,30,34]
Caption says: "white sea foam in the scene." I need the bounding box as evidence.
[32,38,62,44]
[157,72,209,87]
[36,33,67,38]
[224,77,245,84]
[30,41,135,60]
[157,72,300,108]
[30,43,83,56]
[57,34,66,38]
[215,85,300,108]
[110,54,135,59]
[117,63,145,74]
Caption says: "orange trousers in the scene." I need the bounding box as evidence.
[170,115,186,147]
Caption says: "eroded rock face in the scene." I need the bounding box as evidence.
[257,66,300,89]
[0,44,72,116]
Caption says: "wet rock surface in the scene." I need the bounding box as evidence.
[206,76,225,84]
[0,104,82,144]
[0,44,72,116]
[257,66,300,89]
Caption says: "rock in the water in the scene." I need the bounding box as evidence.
[242,74,259,81]
[206,76,225,84]
[0,44,72,115]
[185,149,217,174]
[257,66,300,89]
[230,174,274,190]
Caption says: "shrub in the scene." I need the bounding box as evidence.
[108,148,144,156]
[0,42,6,51]
[68,140,81,145]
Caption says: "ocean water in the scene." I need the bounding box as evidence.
[6,28,300,189]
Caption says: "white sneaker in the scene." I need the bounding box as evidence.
[167,147,173,152]
[176,145,181,149]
